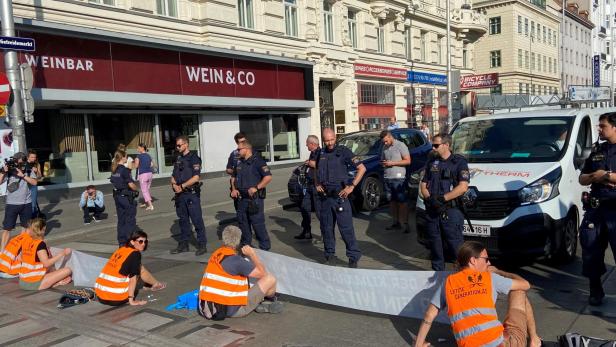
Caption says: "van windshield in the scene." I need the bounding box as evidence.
[338,133,381,156]
[451,117,573,163]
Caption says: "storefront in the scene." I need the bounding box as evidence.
[459,73,500,118]
[353,63,407,130]
[8,26,314,186]
[406,71,447,134]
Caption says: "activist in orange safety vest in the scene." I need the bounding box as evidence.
[414,241,543,347]
[198,225,281,320]
[95,230,165,306]
[18,218,72,290]
[0,230,30,277]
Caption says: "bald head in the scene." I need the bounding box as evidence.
[322,128,336,150]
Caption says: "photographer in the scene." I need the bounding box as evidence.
[26,150,42,219]
[0,152,39,251]
[79,185,105,224]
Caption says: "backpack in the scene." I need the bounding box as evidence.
[57,288,95,309]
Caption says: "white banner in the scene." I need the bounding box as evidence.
[51,247,107,287]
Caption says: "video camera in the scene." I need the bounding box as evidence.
[3,157,26,172]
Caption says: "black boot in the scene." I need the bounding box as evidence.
[170,241,189,254]
[195,243,207,256]
[589,277,605,306]
[294,230,312,240]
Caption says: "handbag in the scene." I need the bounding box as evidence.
[57,288,95,309]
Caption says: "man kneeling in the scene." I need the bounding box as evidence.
[199,225,281,320]
[415,241,542,347]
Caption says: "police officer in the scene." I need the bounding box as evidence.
[230,140,272,250]
[315,128,365,268]
[420,134,469,271]
[170,135,207,256]
[294,135,321,240]
[110,150,139,246]
[579,112,616,306]
[227,132,247,211]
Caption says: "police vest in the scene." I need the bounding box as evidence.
[0,233,28,275]
[426,154,464,196]
[445,269,504,347]
[588,142,616,199]
[19,238,47,283]
[316,147,349,188]
[110,166,129,190]
[199,247,249,306]
[95,247,137,301]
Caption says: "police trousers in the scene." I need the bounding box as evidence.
[319,196,361,261]
[175,193,207,244]
[114,195,136,245]
[300,186,321,233]
[580,205,616,279]
[425,207,464,271]
[236,197,270,250]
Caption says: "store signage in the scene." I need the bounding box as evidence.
[460,73,499,90]
[0,36,35,52]
[407,71,447,86]
[0,32,308,100]
[593,55,600,87]
[568,86,611,102]
[0,73,10,105]
[354,63,407,80]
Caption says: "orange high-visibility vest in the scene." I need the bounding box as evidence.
[445,269,504,347]
[0,232,29,275]
[95,247,137,301]
[19,237,47,283]
[199,247,249,306]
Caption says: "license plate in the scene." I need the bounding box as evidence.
[463,224,491,237]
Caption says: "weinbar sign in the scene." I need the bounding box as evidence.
[0,32,309,100]
[460,73,499,90]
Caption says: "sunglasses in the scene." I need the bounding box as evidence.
[476,256,490,262]
[135,239,148,245]
[432,143,442,148]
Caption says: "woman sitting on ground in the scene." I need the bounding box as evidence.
[95,230,166,306]
[19,218,72,290]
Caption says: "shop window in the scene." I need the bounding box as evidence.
[348,10,358,48]
[25,111,89,184]
[359,83,394,104]
[240,116,271,161]
[158,115,200,173]
[238,0,254,29]
[89,114,157,180]
[360,117,390,130]
[285,0,298,37]
[156,0,177,17]
[272,115,299,161]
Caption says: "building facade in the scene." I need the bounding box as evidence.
[561,3,594,90]
[474,0,561,95]
[6,0,486,187]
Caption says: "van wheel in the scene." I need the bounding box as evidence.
[361,177,382,211]
[553,212,578,264]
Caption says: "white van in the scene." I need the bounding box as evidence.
[415,107,616,263]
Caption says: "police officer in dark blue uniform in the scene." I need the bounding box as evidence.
[170,135,207,256]
[315,128,365,268]
[110,150,139,246]
[579,112,616,306]
[420,134,470,271]
[295,135,322,240]
[227,132,247,211]
[230,140,272,250]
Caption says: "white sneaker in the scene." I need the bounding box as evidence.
[145,206,154,211]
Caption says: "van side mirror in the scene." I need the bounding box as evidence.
[574,148,592,169]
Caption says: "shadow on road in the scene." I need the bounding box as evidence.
[269,215,324,264]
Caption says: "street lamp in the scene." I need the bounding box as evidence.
[446,0,452,129]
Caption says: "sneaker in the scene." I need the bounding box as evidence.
[255,300,284,314]
[91,216,100,223]
[348,259,358,268]
[386,223,401,230]
[145,205,154,211]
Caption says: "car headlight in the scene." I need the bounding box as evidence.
[518,167,561,205]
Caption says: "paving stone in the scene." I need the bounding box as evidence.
[44,334,112,347]
[178,325,251,347]
[117,311,173,332]
[0,318,51,344]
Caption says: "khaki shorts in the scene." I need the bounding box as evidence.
[503,308,528,347]
[231,285,265,318]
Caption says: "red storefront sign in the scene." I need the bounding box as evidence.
[1,31,308,100]
[460,73,499,90]
[354,63,407,80]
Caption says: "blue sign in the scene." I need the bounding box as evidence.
[593,55,600,87]
[407,71,447,86]
[0,36,35,52]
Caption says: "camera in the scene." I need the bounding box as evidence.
[3,157,25,172]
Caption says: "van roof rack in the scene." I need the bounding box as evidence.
[475,86,612,112]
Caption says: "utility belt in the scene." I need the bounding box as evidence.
[113,189,138,204]
[177,182,203,195]
[581,192,616,209]
[238,188,266,199]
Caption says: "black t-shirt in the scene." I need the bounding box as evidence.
[35,241,49,263]
[119,251,141,278]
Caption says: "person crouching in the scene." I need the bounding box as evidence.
[198,225,282,320]
[95,230,166,306]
